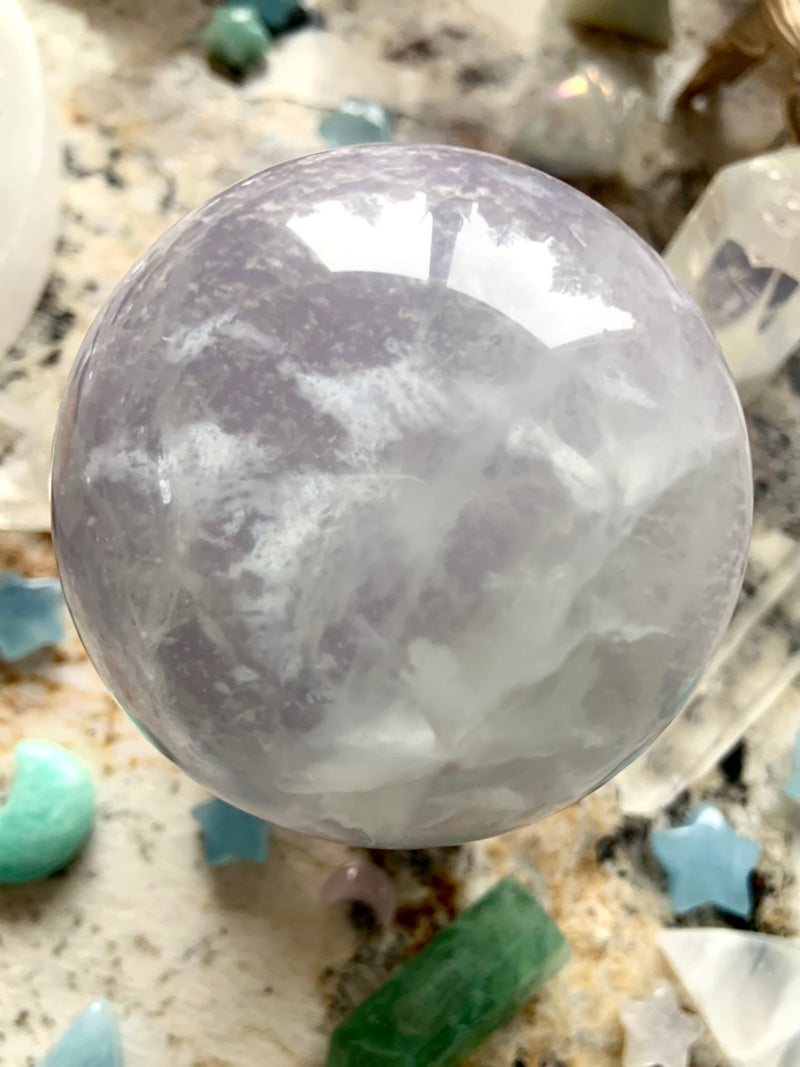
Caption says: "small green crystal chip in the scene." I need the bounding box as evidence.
[204,6,271,73]
[327,877,569,1067]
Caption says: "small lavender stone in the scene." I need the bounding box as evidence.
[651,804,760,917]
[320,859,397,928]
[0,740,95,884]
[51,144,751,848]
[192,797,270,865]
[319,98,392,146]
[0,571,63,661]
[39,1000,121,1067]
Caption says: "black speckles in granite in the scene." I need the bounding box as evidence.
[322,940,407,1025]
[785,349,800,395]
[38,349,62,368]
[596,816,670,894]
[719,742,746,784]
[457,58,521,89]
[746,369,800,538]
[662,791,694,827]
[28,276,76,351]
[595,816,652,865]
[384,33,443,62]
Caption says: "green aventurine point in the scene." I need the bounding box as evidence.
[327,876,570,1067]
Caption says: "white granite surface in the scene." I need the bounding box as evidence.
[1,0,799,1064]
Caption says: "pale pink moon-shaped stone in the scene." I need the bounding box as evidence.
[319,859,397,929]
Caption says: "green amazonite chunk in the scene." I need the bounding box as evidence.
[0,741,95,883]
[327,877,569,1067]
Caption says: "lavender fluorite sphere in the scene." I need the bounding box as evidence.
[51,145,751,847]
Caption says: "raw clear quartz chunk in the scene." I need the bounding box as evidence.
[660,929,800,1067]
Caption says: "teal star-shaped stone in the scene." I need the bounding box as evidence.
[192,797,270,866]
[39,1000,121,1067]
[0,571,64,662]
[786,731,800,802]
[651,804,760,918]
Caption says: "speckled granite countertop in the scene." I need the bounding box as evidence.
[1,0,799,1064]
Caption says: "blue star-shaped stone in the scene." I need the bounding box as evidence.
[651,804,760,918]
[0,571,64,662]
[786,731,800,802]
[192,798,270,866]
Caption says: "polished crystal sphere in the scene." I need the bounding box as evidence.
[51,145,752,847]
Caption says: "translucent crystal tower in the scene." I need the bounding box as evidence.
[664,148,800,398]
[51,145,752,846]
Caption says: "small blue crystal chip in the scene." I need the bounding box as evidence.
[39,1000,122,1067]
[319,98,393,147]
[192,797,270,866]
[0,571,64,662]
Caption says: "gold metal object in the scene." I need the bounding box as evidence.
[677,0,799,139]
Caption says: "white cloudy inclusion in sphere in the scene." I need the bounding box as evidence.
[51,145,752,847]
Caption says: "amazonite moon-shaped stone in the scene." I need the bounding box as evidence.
[0,741,95,883]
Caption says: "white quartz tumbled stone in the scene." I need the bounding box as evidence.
[0,0,59,356]
[51,145,752,846]
[0,0,60,531]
